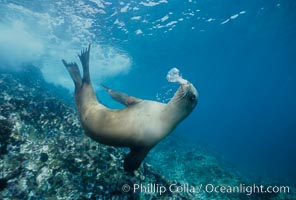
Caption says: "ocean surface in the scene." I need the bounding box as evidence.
[1,0,295,193]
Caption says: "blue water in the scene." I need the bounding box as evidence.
[1,0,295,184]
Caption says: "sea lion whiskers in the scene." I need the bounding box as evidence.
[169,83,194,104]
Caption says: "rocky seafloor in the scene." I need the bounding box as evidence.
[0,66,294,200]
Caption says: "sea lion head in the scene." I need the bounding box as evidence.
[169,81,198,112]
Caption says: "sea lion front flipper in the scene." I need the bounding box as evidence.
[102,84,143,107]
[124,147,150,172]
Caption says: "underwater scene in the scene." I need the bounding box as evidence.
[0,0,295,199]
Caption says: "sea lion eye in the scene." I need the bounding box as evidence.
[188,94,196,101]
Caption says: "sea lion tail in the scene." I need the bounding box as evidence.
[78,44,91,84]
[62,59,82,88]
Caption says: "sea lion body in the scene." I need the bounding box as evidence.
[80,101,167,147]
[62,45,198,171]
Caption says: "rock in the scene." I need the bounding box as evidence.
[0,66,295,200]
[0,178,8,191]
[39,153,49,162]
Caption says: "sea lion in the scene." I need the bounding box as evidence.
[62,45,198,171]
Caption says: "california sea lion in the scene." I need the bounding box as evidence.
[62,45,198,171]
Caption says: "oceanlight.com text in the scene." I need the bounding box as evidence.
[122,183,290,196]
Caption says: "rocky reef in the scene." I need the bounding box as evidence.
[0,66,294,199]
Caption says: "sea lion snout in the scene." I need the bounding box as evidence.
[188,83,198,108]
[180,82,198,105]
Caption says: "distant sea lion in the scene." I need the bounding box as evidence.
[62,45,198,171]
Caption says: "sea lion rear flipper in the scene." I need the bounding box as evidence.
[124,147,150,172]
[102,84,143,107]
[78,44,91,84]
[62,60,82,88]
